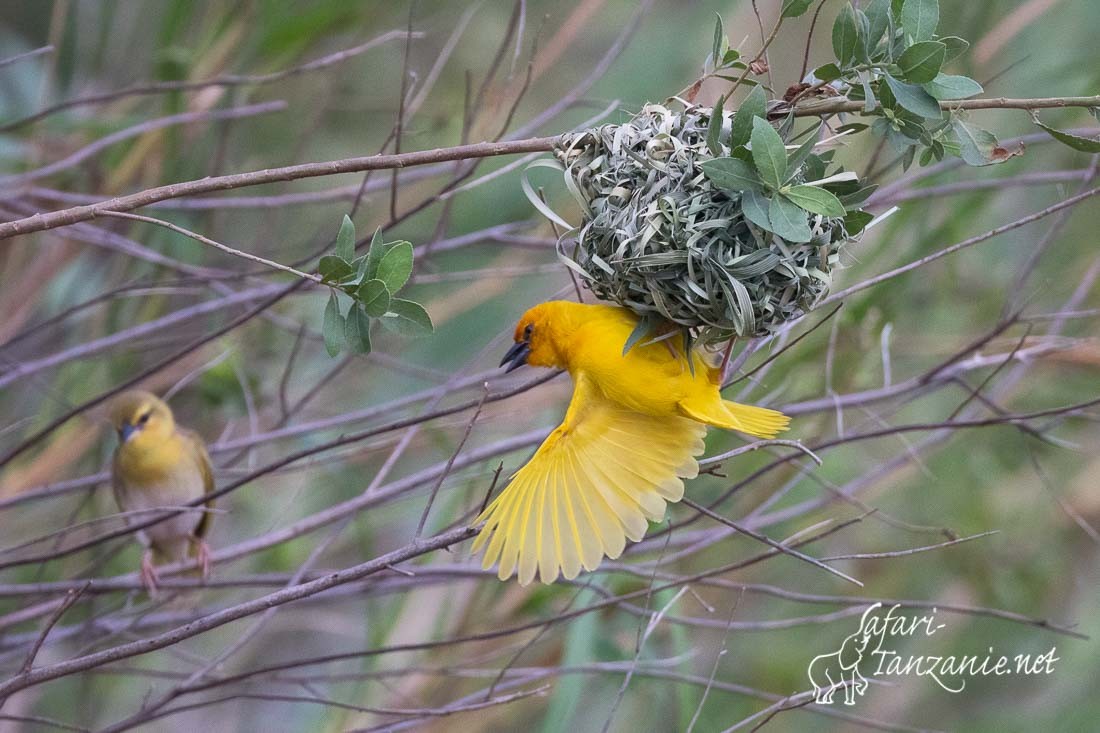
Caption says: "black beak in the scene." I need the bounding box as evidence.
[500,340,530,373]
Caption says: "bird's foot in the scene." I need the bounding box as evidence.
[140,550,160,597]
[192,538,213,581]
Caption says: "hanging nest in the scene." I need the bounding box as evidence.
[539,102,873,346]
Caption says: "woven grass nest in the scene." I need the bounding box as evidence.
[538,102,871,346]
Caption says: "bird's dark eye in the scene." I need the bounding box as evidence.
[137,411,151,425]
[523,324,533,340]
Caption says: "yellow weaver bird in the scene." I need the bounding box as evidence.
[108,391,215,593]
[472,300,790,585]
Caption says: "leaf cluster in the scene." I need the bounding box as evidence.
[318,216,433,356]
[795,0,994,168]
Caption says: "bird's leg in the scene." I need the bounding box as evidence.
[719,338,736,382]
[140,549,160,596]
[191,536,213,580]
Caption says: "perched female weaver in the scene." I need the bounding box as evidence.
[108,391,215,594]
[473,300,790,585]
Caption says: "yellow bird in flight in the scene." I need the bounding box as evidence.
[473,301,789,584]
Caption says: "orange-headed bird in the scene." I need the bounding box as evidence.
[472,301,789,584]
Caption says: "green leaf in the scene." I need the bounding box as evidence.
[769,195,813,243]
[832,2,859,64]
[836,182,878,207]
[843,210,875,234]
[784,185,847,217]
[850,73,872,114]
[813,63,843,82]
[922,73,982,100]
[900,0,938,42]
[711,13,725,69]
[835,122,869,134]
[322,292,343,357]
[335,214,355,262]
[352,254,369,278]
[785,129,820,181]
[729,85,766,148]
[741,190,772,231]
[901,145,917,170]
[864,0,891,49]
[854,7,873,63]
[897,41,945,83]
[344,305,372,354]
[700,157,761,192]
[622,315,655,355]
[706,94,725,156]
[376,241,414,292]
[750,117,787,190]
[318,255,353,283]
[940,36,970,62]
[884,74,942,117]
[365,227,385,279]
[782,0,815,17]
[382,299,434,337]
[356,278,391,317]
[951,120,1000,165]
[1031,113,1100,153]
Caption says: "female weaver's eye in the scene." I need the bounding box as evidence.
[137,412,151,425]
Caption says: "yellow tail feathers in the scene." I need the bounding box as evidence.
[677,397,790,439]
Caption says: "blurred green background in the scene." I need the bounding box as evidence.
[1,1,1098,731]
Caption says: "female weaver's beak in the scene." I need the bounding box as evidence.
[118,422,136,443]
[499,340,531,373]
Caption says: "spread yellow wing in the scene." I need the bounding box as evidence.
[472,373,706,585]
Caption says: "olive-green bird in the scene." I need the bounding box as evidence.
[108,390,215,593]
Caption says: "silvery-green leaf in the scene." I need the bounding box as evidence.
[782,0,815,17]
[884,74,942,118]
[335,214,355,262]
[940,36,970,62]
[730,85,766,148]
[622,315,655,355]
[376,241,414,293]
[365,228,385,279]
[357,278,391,317]
[784,185,847,217]
[319,256,353,283]
[382,299,434,337]
[922,73,982,100]
[900,0,938,42]
[741,189,773,231]
[864,0,891,49]
[706,94,725,156]
[897,41,945,83]
[344,305,372,354]
[700,157,761,191]
[750,117,787,190]
[1031,113,1100,153]
[322,292,343,357]
[832,2,859,64]
[769,195,813,243]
